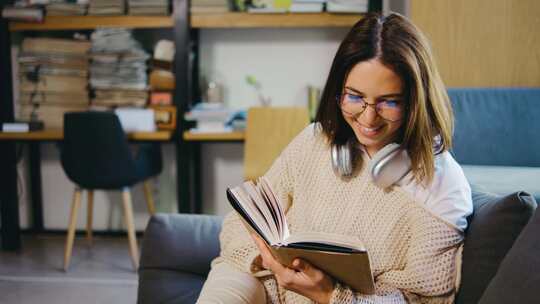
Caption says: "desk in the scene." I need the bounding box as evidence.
[180,131,244,215]
[0,130,172,251]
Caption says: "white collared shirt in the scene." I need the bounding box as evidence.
[399,151,473,231]
[361,147,473,231]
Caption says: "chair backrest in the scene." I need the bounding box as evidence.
[243,107,310,181]
[61,111,138,189]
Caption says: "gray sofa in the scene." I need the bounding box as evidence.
[138,189,538,304]
[138,88,540,303]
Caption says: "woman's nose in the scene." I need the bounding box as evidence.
[360,103,378,123]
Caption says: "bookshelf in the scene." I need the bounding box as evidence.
[191,12,362,28]
[9,13,362,31]
[0,0,191,251]
[9,16,174,31]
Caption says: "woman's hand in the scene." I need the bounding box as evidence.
[251,234,335,304]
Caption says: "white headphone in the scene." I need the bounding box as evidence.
[331,140,411,189]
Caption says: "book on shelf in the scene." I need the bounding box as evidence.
[1,5,44,23]
[18,54,89,70]
[20,74,88,93]
[19,91,90,106]
[22,38,91,57]
[289,2,324,13]
[326,0,369,13]
[1,121,44,133]
[226,177,375,294]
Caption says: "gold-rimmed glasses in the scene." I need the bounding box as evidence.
[338,92,405,122]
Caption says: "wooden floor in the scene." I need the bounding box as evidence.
[0,235,138,304]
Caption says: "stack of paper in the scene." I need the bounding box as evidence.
[190,0,230,13]
[88,0,125,15]
[17,37,91,129]
[90,28,150,108]
[128,0,169,15]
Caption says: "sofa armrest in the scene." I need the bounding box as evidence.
[139,213,223,275]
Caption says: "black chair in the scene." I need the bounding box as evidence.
[60,111,163,271]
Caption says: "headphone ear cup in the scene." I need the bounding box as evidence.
[368,143,411,188]
[331,142,354,177]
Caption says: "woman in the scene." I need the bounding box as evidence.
[197,12,472,304]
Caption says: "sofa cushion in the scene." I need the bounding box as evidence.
[137,269,206,304]
[478,195,540,304]
[139,213,223,275]
[456,190,537,304]
[462,165,540,202]
[448,87,540,167]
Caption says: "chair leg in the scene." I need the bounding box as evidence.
[64,188,82,271]
[86,190,94,246]
[121,188,139,270]
[142,180,156,215]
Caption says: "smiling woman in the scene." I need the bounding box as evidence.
[197,12,472,304]
[338,60,406,156]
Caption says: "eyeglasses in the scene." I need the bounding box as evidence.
[338,92,405,122]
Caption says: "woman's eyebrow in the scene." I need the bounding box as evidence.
[344,86,403,98]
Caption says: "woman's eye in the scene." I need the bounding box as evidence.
[346,94,363,102]
[382,99,400,108]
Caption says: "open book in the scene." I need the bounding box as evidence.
[226,177,375,294]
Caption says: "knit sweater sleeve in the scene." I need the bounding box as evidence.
[214,125,310,273]
[330,213,464,304]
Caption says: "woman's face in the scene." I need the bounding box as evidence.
[341,59,405,156]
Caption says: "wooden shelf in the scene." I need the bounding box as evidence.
[9,16,173,31]
[191,12,362,28]
[183,131,245,141]
[9,13,361,31]
[0,130,173,141]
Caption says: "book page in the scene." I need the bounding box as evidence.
[259,177,289,240]
[283,231,366,252]
[229,187,276,244]
[241,182,281,243]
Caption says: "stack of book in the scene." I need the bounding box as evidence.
[46,1,88,16]
[88,0,125,15]
[184,103,236,133]
[326,0,368,13]
[17,37,91,129]
[190,0,230,14]
[128,0,169,15]
[89,28,149,108]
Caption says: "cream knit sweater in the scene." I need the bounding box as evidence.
[212,124,464,304]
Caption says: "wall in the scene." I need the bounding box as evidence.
[198,28,348,215]
[410,0,540,87]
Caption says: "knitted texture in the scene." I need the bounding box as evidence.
[213,124,464,304]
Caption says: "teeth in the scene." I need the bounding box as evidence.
[363,126,381,132]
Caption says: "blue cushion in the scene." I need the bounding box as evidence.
[449,88,540,167]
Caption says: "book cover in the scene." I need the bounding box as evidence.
[226,177,375,294]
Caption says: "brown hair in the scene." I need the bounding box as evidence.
[315,12,453,184]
